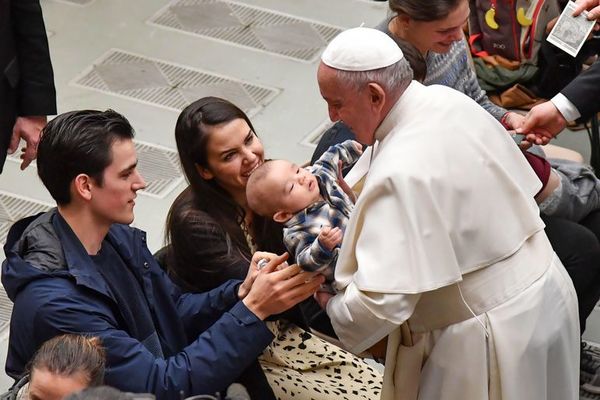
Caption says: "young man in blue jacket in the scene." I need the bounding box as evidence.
[1,109,324,399]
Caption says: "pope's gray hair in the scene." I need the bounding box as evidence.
[334,57,413,95]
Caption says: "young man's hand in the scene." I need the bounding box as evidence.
[318,226,343,251]
[238,251,287,300]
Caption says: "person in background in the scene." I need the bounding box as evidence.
[1,334,105,400]
[0,0,56,172]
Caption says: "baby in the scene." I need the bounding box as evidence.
[246,140,362,290]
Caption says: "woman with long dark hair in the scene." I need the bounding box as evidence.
[165,97,382,400]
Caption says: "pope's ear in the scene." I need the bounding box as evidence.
[273,211,293,223]
[367,82,386,109]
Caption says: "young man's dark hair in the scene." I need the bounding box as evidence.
[37,110,134,205]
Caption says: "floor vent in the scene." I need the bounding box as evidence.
[72,49,279,116]
[0,192,52,245]
[134,141,183,198]
[7,140,183,199]
[148,0,343,62]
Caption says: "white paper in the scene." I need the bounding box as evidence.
[547,1,596,57]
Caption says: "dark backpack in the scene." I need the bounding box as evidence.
[469,0,561,64]
[468,0,562,91]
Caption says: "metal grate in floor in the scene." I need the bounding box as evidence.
[582,341,600,399]
[0,286,12,330]
[134,141,183,198]
[51,0,95,5]
[72,49,279,116]
[7,140,182,199]
[6,140,183,198]
[148,0,344,62]
[0,192,52,245]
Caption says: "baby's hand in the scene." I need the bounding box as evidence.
[318,226,343,251]
[351,140,363,155]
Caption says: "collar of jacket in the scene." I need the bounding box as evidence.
[4,209,147,301]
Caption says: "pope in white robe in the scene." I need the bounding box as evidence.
[316,27,580,400]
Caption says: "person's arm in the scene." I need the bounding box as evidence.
[10,0,56,169]
[33,261,323,399]
[314,140,363,181]
[560,59,600,121]
[455,39,507,121]
[325,283,419,354]
[32,286,273,400]
[285,225,335,273]
[322,172,465,353]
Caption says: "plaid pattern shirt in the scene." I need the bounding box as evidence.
[283,140,361,284]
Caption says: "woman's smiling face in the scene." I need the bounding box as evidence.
[198,118,265,199]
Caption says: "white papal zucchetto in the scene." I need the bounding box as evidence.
[321,27,404,72]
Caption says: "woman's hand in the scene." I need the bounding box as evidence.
[242,261,325,320]
[501,112,525,130]
[238,251,288,300]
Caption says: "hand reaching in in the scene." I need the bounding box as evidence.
[9,116,47,170]
[516,101,567,145]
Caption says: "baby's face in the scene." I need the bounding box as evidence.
[267,160,321,214]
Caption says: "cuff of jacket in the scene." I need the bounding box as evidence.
[228,300,268,328]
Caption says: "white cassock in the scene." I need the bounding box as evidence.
[327,81,580,400]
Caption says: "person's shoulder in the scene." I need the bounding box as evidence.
[169,187,219,225]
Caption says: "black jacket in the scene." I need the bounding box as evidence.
[0,0,56,173]
[562,59,600,121]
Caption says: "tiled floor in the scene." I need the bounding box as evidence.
[0,0,597,394]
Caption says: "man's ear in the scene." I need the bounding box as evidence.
[367,82,386,112]
[72,174,93,201]
[273,210,293,223]
[195,164,214,180]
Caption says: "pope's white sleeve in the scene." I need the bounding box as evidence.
[326,282,420,354]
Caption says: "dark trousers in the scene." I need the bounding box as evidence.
[542,214,600,333]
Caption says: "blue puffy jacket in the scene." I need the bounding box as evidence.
[2,210,274,399]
